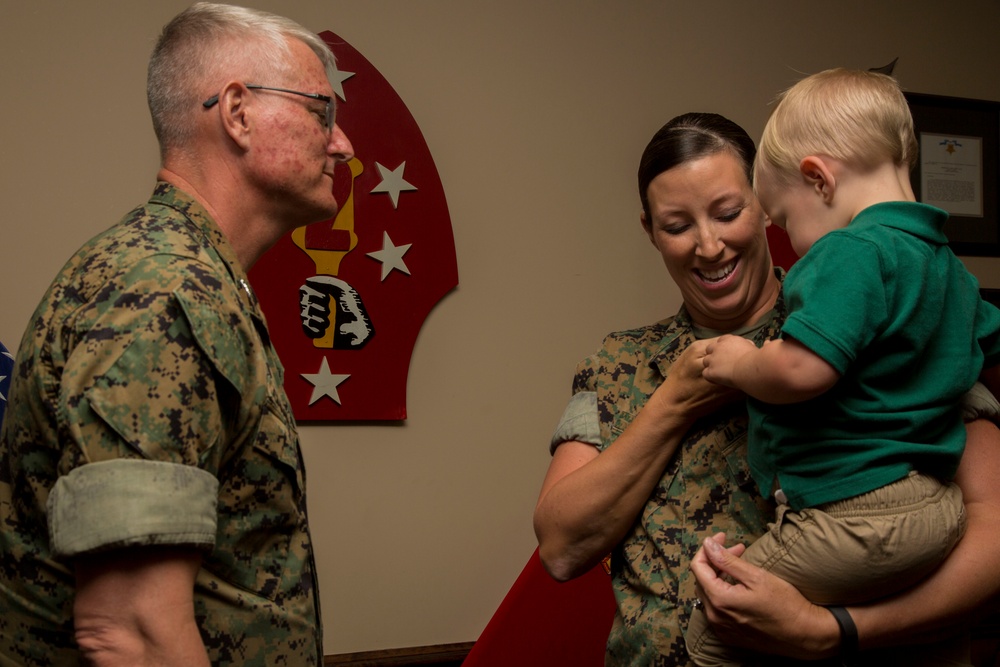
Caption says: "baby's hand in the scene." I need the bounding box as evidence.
[702,335,756,387]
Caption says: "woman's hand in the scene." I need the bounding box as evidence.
[691,533,840,660]
[651,339,744,423]
[536,340,740,582]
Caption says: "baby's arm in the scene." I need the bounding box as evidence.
[702,335,840,404]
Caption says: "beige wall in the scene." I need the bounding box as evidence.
[3,0,1000,655]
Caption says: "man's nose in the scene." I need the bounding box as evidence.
[328,124,355,162]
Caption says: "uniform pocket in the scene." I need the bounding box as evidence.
[210,396,306,600]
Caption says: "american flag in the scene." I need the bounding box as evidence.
[0,341,12,429]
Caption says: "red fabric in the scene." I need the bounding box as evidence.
[463,549,615,666]
[465,233,797,666]
[767,224,799,271]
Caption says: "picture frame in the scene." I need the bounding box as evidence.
[905,92,1000,257]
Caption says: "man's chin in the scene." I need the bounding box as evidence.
[304,198,340,225]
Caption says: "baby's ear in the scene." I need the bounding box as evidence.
[799,156,835,201]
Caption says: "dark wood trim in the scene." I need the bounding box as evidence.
[325,642,474,667]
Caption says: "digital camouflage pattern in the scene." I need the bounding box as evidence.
[570,273,784,667]
[0,182,321,665]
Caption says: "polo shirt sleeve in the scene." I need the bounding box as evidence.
[780,235,889,374]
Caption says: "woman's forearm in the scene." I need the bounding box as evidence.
[850,418,1000,648]
[533,392,691,581]
[851,501,1000,648]
[535,339,743,581]
[692,421,1000,660]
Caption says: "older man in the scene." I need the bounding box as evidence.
[0,4,353,665]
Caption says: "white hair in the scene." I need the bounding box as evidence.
[147,2,336,156]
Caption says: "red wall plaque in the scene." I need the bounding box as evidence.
[249,31,459,421]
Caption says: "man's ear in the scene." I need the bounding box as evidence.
[217,82,252,149]
[799,155,836,202]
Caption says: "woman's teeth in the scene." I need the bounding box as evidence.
[698,261,736,283]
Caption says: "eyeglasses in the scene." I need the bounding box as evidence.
[202,84,334,132]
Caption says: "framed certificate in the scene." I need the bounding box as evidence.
[905,92,1000,256]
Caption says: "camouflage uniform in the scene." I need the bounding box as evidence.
[0,183,321,665]
[552,272,785,667]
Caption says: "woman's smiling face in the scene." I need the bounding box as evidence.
[642,150,778,331]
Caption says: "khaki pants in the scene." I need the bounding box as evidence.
[686,472,968,666]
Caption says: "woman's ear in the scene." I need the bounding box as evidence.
[640,211,655,243]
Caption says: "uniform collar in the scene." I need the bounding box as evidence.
[148,181,263,318]
[649,267,787,377]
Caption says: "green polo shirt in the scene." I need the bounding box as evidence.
[749,201,1000,510]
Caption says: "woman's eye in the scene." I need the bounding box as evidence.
[717,207,744,222]
[660,224,689,236]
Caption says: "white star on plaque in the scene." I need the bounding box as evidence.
[331,66,355,102]
[370,161,417,208]
[301,357,350,405]
[366,232,412,281]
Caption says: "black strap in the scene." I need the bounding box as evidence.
[827,605,858,665]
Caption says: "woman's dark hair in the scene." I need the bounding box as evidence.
[638,112,757,220]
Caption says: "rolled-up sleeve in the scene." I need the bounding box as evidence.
[48,459,218,558]
[549,391,601,453]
